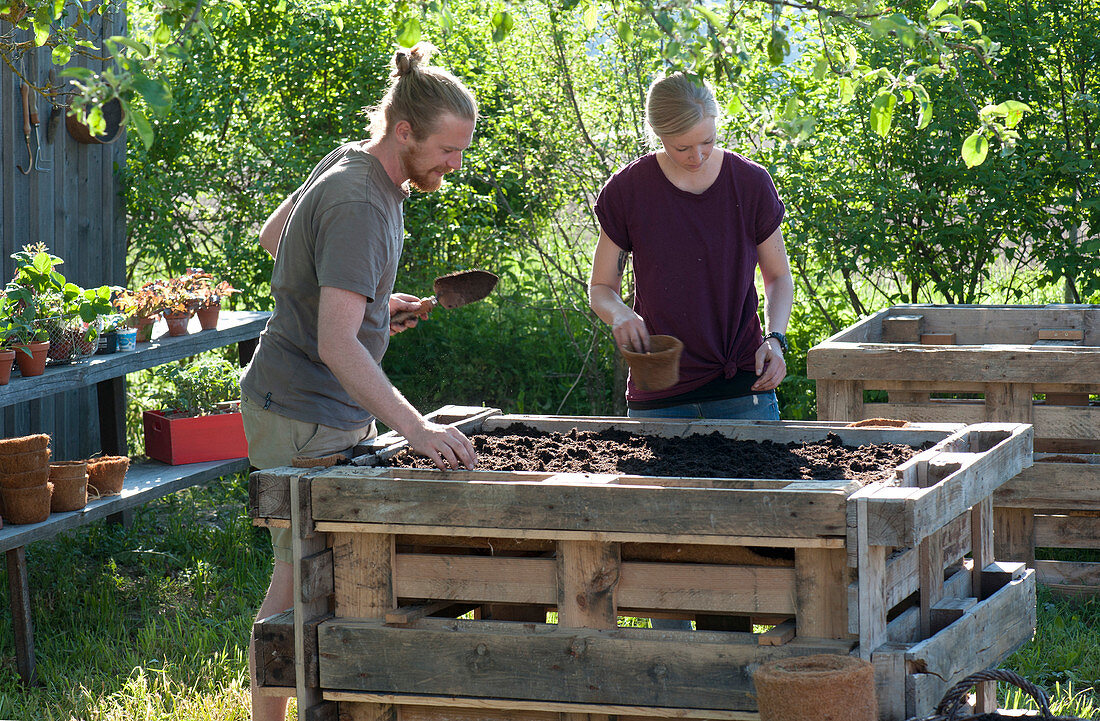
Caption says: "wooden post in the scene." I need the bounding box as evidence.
[557,540,620,721]
[291,474,341,720]
[97,376,134,528]
[816,380,864,422]
[970,495,996,713]
[794,548,849,639]
[6,547,36,685]
[332,530,396,721]
[854,495,887,660]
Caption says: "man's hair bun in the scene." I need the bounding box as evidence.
[392,42,437,78]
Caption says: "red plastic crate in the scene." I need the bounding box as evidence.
[142,410,248,465]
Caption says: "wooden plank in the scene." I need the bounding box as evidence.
[920,333,956,345]
[250,466,296,522]
[323,694,759,720]
[793,548,848,639]
[310,473,849,540]
[1035,560,1100,596]
[1038,329,1084,341]
[864,404,1100,446]
[332,530,396,721]
[392,554,799,615]
[814,380,864,422]
[6,547,36,684]
[558,541,619,721]
[971,497,994,601]
[254,610,296,689]
[1034,513,1100,548]
[317,522,843,548]
[807,343,1100,385]
[871,644,907,721]
[0,458,250,553]
[476,415,953,448]
[0,311,270,406]
[994,458,1100,510]
[929,597,978,636]
[918,527,945,640]
[993,508,1035,565]
[292,474,330,716]
[904,571,1036,691]
[851,490,887,660]
[861,424,1032,547]
[881,316,924,343]
[317,618,853,710]
[758,619,797,646]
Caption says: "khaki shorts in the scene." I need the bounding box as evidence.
[242,396,375,564]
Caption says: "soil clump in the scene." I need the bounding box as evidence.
[387,425,929,485]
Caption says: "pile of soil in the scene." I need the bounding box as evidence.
[386,425,929,485]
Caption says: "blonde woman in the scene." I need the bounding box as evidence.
[589,72,794,421]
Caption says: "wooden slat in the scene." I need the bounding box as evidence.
[291,474,330,715]
[310,473,850,540]
[903,571,1036,700]
[793,548,848,639]
[317,617,853,710]
[323,694,759,720]
[316,522,844,548]
[994,458,1100,510]
[392,554,798,615]
[0,458,250,552]
[1035,559,1100,596]
[861,404,1100,445]
[1034,513,1100,548]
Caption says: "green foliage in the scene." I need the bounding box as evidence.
[151,356,242,417]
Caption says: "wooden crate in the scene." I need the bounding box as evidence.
[250,408,1035,721]
[807,304,1100,594]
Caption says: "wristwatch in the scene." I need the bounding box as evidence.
[763,331,788,354]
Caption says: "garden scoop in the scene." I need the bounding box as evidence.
[391,269,498,325]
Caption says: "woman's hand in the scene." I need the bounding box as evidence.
[612,310,651,353]
[752,337,787,391]
[389,292,431,335]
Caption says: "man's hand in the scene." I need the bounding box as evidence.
[752,338,787,391]
[404,421,477,470]
[389,292,432,335]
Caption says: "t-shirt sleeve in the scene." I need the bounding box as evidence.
[594,174,632,252]
[754,167,785,244]
[314,201,390,303]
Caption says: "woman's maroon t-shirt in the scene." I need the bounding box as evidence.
[594,150,785,403]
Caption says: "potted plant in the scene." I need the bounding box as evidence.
[0,299,50,377]
[113,282,165,343]
[159,275,200,337]
[4,243,113,365]
[0,319,17,385]
[96,313,126,354]
[142,356,247,465]
[179,269,240,331]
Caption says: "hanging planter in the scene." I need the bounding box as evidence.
[65,97,124,145]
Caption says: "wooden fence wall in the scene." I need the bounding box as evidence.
[1,8,128,460]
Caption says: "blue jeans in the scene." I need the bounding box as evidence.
[627,391,780,421]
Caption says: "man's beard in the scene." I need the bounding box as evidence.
[401,144,449,192]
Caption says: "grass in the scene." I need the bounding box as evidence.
[1,475,1098,719]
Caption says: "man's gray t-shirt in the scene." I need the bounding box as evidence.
[241,143,409,429]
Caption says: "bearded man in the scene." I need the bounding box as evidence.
[239,42,478,721]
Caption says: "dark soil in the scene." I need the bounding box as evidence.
[386,425,930,485]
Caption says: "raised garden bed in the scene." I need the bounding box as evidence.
[808,303,1100,595]
[250,407,1035,721]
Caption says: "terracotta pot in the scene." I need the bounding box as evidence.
[13,340,50,377]
[0,348,14,385]
[130,315,156,343]
[164,310,193,337]
[621,335,684,392]
[0,433,51,454]
[0,482,53,525]
[0,467,50,489]
[197,303,220,331]
[49,462,88,512]
[86,455,130,497]
[0,448,51,474]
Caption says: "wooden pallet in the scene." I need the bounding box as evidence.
[250,409,1036,721]
[808,304,1100,595]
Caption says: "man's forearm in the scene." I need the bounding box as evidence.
[320,338,424,438]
